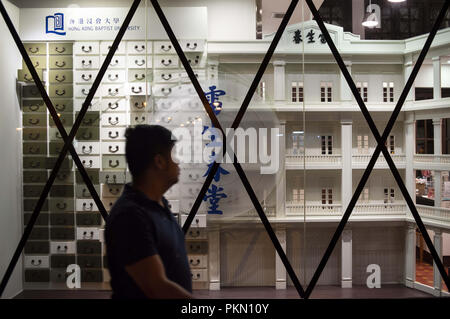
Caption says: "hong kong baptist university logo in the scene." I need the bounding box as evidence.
[46,13,66,36]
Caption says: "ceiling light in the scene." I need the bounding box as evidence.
[388,0,406,3]
[362,1,379,28]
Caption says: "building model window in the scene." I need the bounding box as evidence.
[383,82,394,102]
[292,188,304,203]
[387,135,395,154]
[357,135,369,154]
[291,81,303,102]
[416,119,434,154]
[384,187,395,208]
[258,81,266,101]
[320,82,332,102]
[321,188,333,208]
[359,188,369,203]
[321,135,333,155]
[357,81,368,102]
[443,118,450,154]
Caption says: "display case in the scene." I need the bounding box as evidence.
[0,0,449,299]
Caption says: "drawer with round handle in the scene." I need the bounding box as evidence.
[49,43,73,55]
[179,40,205,53]
[101,55,126,69]
[23,141,47,155]
[49,70,73,84]
[74,56,100,69]
[22,100,46,113]
[127,82,150,96]
[48,113,74,127]
[49,198,74,213]
[76,212,102,227]
[50,241,76,254]
[185,229,208,240]
[101,184,124,197]
[155,55,179,69]
[103,70,126,83]
[75,184,101,199]
[101,113,127,127]
[186,242,208,254]
[24,241,49,255]
[76,199,99,212]
[24,213,49,226]
[77,240,102,255]
[188,255,207,269]
[76,227,100,240]
[30,227,49,240]
[100,41,125,55]
[50,213,75,226]
[23,185,45,197]
[78,156,101,169]
[74,98,101,111]
[24,42,47,55]
[181,214,207,228]
[99,171,126,184]
[24,269,50,282]
[23,171,48,184]
[24,199,48,212]
[81,269,103,282]
[74,42,100,55]
[75,169,100,185]
[49,56,73,70]
[49,185,75,198]
[102,155,126,170]
[126,41,151,54]
[23,85,42,98]
[154,41,176,54]
[101,127,126,141]
[191,269,208,282]
[18,69,43,83]
[54,170,74,184]
[49,84,73,98]
[50,227,75,240]
[101,98,127,112]
[75,142,100,155]
[75,127,100,141]
[23,56,47,70]
[128,69,153,82]
[50,254,76,268]
[101,142,125,155]
[127,55,152,68]
[101,84,126,97]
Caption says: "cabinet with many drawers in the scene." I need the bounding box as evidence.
[19,38,210,289]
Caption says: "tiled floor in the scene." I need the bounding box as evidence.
[14,285,433,299]
[415,260,449,292]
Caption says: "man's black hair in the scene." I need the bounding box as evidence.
[125,125,176,179]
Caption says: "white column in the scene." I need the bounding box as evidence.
[208,227,220,290]
[276,121,286,217]
[341,119,353,210]
[341,229,352,288]
[433,118,442,156]
[340,60,353,102]
[273,60,286,103]
[404,55,415,101]
[432,56,442,100]
[275,227,287,290]
[433,228,443,296]
[404,223,416,288]
[434,170,442,208]
[404,113,415,207]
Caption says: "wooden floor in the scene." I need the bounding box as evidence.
[14,285,432,299]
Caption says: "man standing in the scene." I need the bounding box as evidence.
[105,125,193,299]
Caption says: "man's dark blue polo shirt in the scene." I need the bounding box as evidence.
[105,183,192,299]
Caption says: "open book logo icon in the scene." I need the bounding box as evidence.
[46,13,66,36]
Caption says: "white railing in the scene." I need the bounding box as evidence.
[415,205,450,224]
[243,206,276,217]
[286,202,406,217]
[352,154,406,164]
[285,203,342,216]
[414,154,450,165]
[285,153,342,165]
[353,202,406,215]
